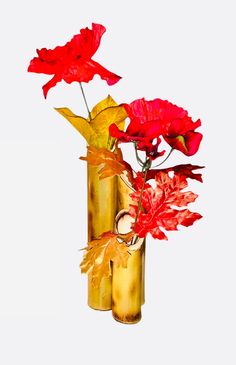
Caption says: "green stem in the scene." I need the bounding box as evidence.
[79,82,91,120]
[134,143,145,166]
[152,148,173,168]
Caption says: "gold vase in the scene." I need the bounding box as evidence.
[111,177,145,324]
[87,164,117,310]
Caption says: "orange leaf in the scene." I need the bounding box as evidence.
[130,171,202,240]
[80,231,133,287]
[80,145,134,184]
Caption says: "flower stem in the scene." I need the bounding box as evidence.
[132,159,150,243]
[79,82,91,120]
[133,143,145,167]
[152,148,173,168]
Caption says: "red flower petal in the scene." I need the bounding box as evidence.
[28,56,56,75]
[109,124,134,142]
[68,23,106,61]
[86,60,121,86]
[42,75,62,99]
[164,131,203,156]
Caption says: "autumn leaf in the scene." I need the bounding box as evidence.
[90,94,118,119]
[146,164,205,182]
[55,95,127,150]
[80,231,133,287]
[54,108,98,145]
[129,171,202,240]
[91,105,127,149]
[89,95,127,149]
[132,171,152,191]
[80,145,134,184]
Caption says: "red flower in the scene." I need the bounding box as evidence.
[109,98,202,159]
[28,23,121,98]
[110,98,165,159]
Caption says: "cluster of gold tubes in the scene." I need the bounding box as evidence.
[87,165,145,324]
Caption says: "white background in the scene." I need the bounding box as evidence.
[1,0,236,364]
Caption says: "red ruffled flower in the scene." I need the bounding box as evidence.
[109,98,202,159]
[28,23,121,98]
[110,98,165,159]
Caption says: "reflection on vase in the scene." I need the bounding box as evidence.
[87,164,117,310]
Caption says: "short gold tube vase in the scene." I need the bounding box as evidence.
[111,178,145,324]
[87,164,117,310]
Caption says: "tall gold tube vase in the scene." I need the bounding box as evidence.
[87,164,117,310]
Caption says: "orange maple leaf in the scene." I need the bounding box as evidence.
[80,145,134,184]
[80,231,133,287]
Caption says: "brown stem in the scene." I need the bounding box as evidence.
[152,148,173,168]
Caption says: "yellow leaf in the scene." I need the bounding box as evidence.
[90,105,127,149]
[90,95,117,119]
[55,107,98,146]
[80,231,133,288]
[55,96,127,149]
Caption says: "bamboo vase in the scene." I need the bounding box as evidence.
[112,177,145,324]
[87,164,117,310]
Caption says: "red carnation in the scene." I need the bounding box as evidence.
[109,98,202,159]
[109,98,165,159]
[28,23,121,98]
